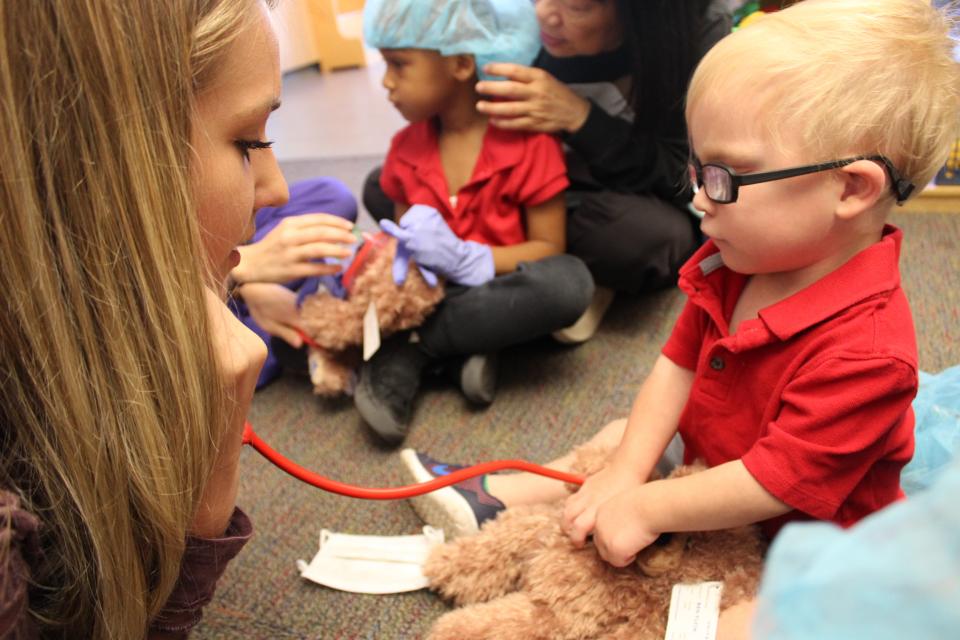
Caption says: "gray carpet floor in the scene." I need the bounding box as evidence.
[193,157,960,639]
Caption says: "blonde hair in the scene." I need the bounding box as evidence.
[0,0,265,637]
[687,0,960,197]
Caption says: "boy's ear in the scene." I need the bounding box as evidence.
[836,159,888,220]
[448,54,478,82]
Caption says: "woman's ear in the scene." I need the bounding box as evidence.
[836,159,889,220]
[449,54,478,82]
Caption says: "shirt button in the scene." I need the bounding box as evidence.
[709,356,725,371]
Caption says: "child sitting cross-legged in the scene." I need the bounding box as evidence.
[355,0,594,444]
[399,0,960,559]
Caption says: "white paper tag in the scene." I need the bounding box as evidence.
[362,301,380,361]
[664,581,723,640]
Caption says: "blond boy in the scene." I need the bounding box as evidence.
[402,0,960,566]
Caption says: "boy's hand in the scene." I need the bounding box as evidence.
[592,486,660,567]
[561,461,645,548]
[380,205,494,286]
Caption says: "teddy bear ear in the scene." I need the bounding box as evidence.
[635,532,688,577]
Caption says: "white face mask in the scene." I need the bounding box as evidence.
[297,526,445,594]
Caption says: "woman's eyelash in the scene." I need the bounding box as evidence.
[235,139,274,158]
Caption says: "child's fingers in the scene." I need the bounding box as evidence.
[596,536,637,568]
[566,511,595,548]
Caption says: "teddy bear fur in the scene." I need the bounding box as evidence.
[298,233,443,395]
[423,443,766,640]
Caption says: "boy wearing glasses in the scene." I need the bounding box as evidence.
[400,0,960,562]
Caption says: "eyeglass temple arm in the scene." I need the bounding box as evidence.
[737,156,914,203]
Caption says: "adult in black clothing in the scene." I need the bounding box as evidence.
[364,0,731,300]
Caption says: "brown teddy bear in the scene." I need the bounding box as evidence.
[298,232,443,396]
[422,444,766,640]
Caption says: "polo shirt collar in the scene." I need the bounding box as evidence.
[679,225,904,341]
[393,118,525,186]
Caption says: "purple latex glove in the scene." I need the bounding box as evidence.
[380,205,495,287]
[392,239,439,287]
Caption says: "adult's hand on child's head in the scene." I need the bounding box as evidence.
[380,205,494,287]
[476,63,591,134]
[561,462,646,548]
[195,287,268,538]
[239,282,305,348]
[233,213,355,285]
[592,486,659,568]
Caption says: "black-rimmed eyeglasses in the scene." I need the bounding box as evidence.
[688,155,915,205]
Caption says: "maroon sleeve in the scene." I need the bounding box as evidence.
[0,491,41,639]
[148,507,253,637]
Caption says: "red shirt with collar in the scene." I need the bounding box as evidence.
[379,119,569,247]
[662,225,917,539]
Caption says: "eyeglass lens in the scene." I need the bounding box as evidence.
[702,165,732,202]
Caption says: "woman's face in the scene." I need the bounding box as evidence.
[535,0,623,58]
[192,2,289,283]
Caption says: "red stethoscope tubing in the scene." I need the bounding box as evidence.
[242,422,585,499]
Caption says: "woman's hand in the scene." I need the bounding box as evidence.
[476,63,591,134]
[561,459,645,548]
[232,213,355,285]
[192,287,268,538]
[239,282,304,348]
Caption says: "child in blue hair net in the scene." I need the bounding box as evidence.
[355,0,594,444]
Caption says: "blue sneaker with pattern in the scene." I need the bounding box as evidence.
[400,449,505,539]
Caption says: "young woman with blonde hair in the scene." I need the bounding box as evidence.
[0,0,288,637]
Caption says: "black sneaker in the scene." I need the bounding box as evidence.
[459,353,498,406]
[400,449,505,538]
[354,335,429,445]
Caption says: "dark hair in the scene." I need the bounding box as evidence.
[616,0,713,135]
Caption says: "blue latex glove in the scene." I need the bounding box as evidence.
[380,205,495,287]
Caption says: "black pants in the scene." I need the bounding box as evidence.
[417,255,594,359]
[364,167,700,295]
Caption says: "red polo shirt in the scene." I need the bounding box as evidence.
[379,119,568,247]
[662,225,917,539]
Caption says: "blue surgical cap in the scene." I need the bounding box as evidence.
[363,0,541,81]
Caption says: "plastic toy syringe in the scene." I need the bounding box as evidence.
[242,422,585,499]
